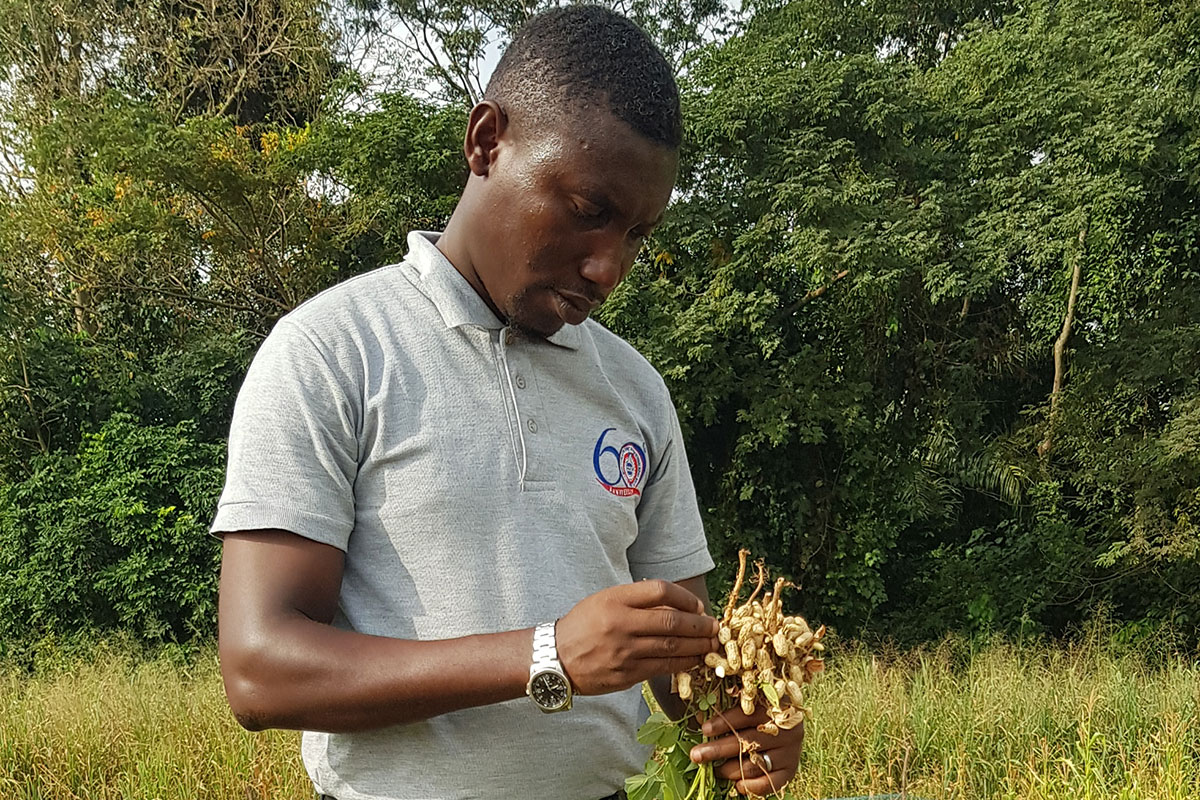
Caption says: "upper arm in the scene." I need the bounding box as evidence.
[627,388,715,582]
[218,529,345,651]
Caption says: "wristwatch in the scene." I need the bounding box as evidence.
[526,621,573,713]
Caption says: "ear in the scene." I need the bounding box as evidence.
[463,101,508,177]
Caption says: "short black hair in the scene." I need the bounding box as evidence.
[484,5,682,149]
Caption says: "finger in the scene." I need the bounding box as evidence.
[714,747,797,782]
[626,633,720,661]
[734,770,792,796]
[627,606,720,639]
[620,579,708,613]
[690,730,778,764]
[633,654,711,677]
[701,705,769,737]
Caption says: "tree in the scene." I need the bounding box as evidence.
[603,0,1200,638]
[340,0,730,106]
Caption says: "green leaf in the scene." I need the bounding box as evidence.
[761,681,780,707]
[636,710,680,749]
[624,771,662,800]
[662,759,689,800]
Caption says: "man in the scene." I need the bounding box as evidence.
[213,6,804,799]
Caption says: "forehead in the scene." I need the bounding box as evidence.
[514,109,678,213]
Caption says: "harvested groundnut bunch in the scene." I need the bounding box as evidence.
[678,549,825,736]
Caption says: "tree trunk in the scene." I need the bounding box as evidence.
[73,286,98,337]
[15,340,49,454]
[1038,223,1089,456]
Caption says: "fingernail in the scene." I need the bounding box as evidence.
[690,747,703,762]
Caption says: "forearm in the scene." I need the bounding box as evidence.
[220,615,532,732]
[218,532,718,734]
[649,673,688,722]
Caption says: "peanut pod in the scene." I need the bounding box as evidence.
[677,671,692,700]
[741,639,757,670]
[725,639,741,672]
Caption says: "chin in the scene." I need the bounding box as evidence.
[506,297,567,340]
[509,317,564,341]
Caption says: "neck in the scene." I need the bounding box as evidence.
[436,202,504,322]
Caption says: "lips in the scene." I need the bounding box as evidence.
[553,290,597,325]
[558,290,599,312]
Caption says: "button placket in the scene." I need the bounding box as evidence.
[493,331,525,484]
[501,342,551,485]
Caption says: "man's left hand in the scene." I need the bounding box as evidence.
[688,705,804,796]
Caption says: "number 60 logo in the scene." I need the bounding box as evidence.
[593,428,647,497]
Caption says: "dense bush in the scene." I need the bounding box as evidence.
[0,415,224,643]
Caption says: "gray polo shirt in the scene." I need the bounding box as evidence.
[211,231,713,800]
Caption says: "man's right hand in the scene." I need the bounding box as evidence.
[555,579,720,695]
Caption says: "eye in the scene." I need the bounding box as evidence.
[628,225,655,246]
[570,196,607,223]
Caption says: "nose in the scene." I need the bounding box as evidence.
[578,236,635,296]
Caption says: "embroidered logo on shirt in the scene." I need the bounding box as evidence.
[593,427,647,497]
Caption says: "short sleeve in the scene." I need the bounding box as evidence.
[626,396,714,582]
[210,319,359,550]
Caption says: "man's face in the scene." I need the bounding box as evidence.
[470,110,679,339]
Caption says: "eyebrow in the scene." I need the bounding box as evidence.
[578,188,664,228]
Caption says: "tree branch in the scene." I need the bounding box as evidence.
[1038,222,1089,457]
[13,338,48,454]
[114,279,278,316]
[779,269,850,318]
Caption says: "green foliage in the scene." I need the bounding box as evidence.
[0,0,1198,648]
[343,0,731,104]
[0,415,225,645]
[626,709,718,800]
[604,0,1200,640]
[322,92,467,255]
[0,0,470,648]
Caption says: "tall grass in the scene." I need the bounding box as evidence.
[0,640,310,800]
[1,634,1198,799]
[794,634,1200,799]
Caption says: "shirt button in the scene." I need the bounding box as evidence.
[527,419,538,434]
[515,375,527,390]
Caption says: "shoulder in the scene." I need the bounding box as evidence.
[247,262,436,397]
[283,263,417,335]
[270,261,439,355]
[577,319,674,413]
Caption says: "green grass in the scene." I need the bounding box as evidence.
[0,640,311,800]
[793,635,1200,799]
[1,634,1198,799]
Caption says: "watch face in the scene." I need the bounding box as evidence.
[530,670,570,710]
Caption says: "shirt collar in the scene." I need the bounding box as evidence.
[405,231,582,350]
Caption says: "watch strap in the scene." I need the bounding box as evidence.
[530,621,562,676]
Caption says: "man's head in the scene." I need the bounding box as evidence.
[439,5,681,339]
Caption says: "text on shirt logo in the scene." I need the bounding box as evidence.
[593,428,647,497]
